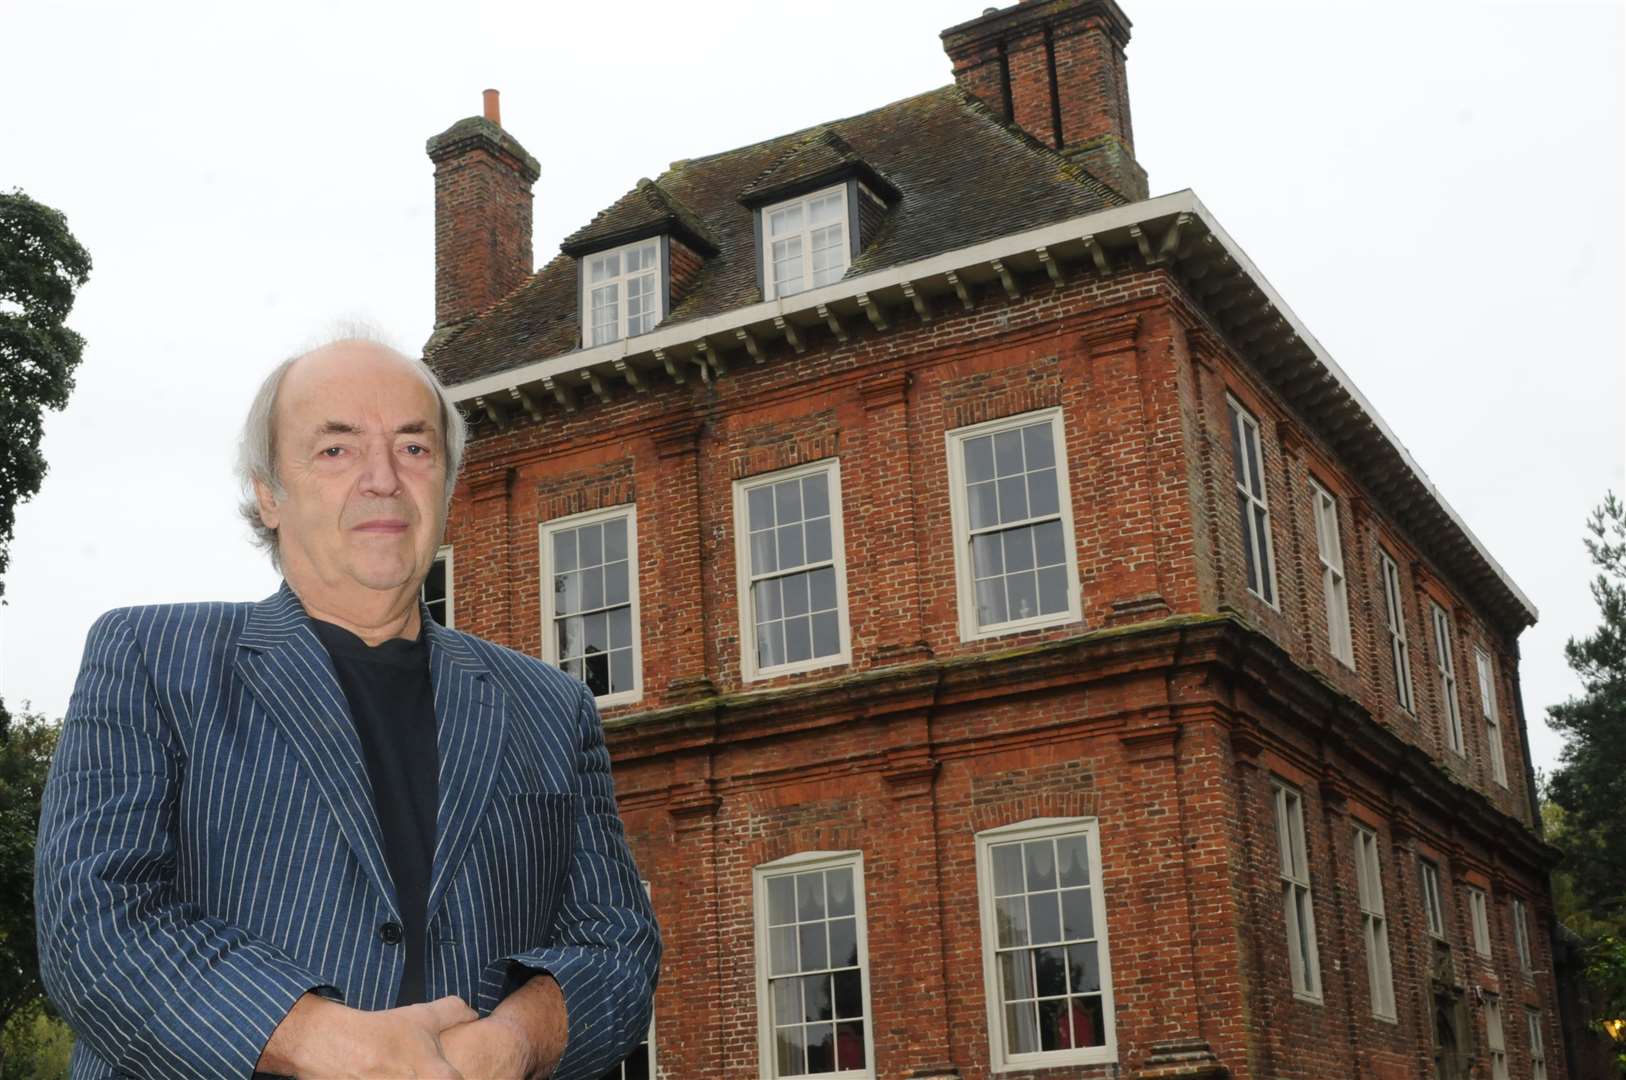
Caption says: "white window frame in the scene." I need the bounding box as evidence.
[752,850,876,1079]
[760,184,851,301]
[580,238,664,347]
[1475,647,1509,786]
[1272,781,1322,1001]
[1513,898,1534,974]
[539,504,644,707]
[945,407,1083,642]
[1526,1008,1547,1080]
[1469,886,1492,958]
[1310,480,1354,668]
[1379,550,1416,713]
[974,817,1118,1072]
[1430,602,1466,755]
[1227,395,1278,607]
[732,459,852,683]
[1419,858,1446,940]
[1485,996,1509,1080]
[1352,826,1396,1021]
[422,543,454,628]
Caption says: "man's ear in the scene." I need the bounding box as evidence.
[253,478,282,530]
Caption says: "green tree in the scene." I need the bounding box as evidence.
[0,189,91,607]
[0,707,62,1075]
[1547,493,1626,926]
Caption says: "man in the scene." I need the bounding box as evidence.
[34,336,659,1079]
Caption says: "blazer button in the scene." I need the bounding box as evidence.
[379,921,404,946]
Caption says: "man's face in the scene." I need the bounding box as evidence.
[256,342,448,603]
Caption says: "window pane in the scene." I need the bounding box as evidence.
[601,518,628,562]
[996,895,1029,947]
[606,561,630,607]
[1005,1003,1040,1055]
[772,976,801,1026]
[809,566,837,613]
[1067,941,1100,992]
[786,615,813,662]
[1061,887,1094,941]
[1004,527,1036,573]
[1238,491,1259,593]
[972,533,1003,579]
[1027,467,1060,518]
[964,435,995,484]
[769,204,803,236]
[999,950,1035,1000]
[968,480,998,531]
[805,516,832,564]
[783,573,810,617]
[1037,566,1069,615]
[584,611,609,654]
[1068,995,1105,1048]
[1024,841,1056,890]
[756,577,784,621]
[806,1024,835,1073]
[829,916,857,968]
[1254,505,1274,602]
[997,475,1028,523]
[993,844,1024,896]
[775,478,803,524]
[584,651,609,697]
[554,530,578,573]
[1022,422,1055,469]
[771,925,798,974]
[1007,572,1039,621]
[976,577,1009,626]
[609,649,632,694]
[833,969,863,1018]
[1037,998,1068,1051]
[1057,835,1090,886]
[778,522,805,568]
[776,1025,806,1077]
[1034,946,1066,997]
[769,876,796,925]
[1244,420,1264,499]
[751,529,777,576]
[811,611,840,658]
[809,191,844,225]
[835,1022,865,1070]
[797,873,826,920]
[1029,892,1062,945]
[758,618,786,669]
[582,566,605,611]
[827,868,854,916]
[749,485,775,531]
[801,974,833,1022]
[799,922,828,971]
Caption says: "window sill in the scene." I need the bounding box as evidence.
[741,650,851,685]
[960,609,1082,644]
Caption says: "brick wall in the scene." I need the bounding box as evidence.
[441,255,1561,1077]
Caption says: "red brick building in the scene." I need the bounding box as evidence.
[420,3,1571,1077]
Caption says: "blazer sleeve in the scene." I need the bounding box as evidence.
[34,609,333,1080]
[502,682,662,1080]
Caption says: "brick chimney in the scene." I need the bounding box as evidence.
[942,0,1148,203]
[425,90,541,352]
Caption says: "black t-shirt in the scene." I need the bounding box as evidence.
[309,618,439,1007]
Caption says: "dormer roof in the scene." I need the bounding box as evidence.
[560,177,720,258]
[737,128,901,208]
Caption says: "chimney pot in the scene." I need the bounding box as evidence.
[483,88,501,126]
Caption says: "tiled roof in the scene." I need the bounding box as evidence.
[428,84,1125,387]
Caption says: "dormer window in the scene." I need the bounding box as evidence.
[583,239,662,347]
[762,186,851,300]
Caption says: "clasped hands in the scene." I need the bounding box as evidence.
[257,975,566,1079]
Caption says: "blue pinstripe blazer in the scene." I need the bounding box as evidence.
[34,583,660,1080]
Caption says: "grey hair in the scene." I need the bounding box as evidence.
[236,326,468,569]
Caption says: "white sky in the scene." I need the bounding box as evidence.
[1,1,1621,778]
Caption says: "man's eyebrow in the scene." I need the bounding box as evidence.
[394,421,435,436]
[316,421,363,436]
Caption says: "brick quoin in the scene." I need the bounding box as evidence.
[423,3,1569,1078]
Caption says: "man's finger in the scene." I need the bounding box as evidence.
[420,994,479,1030]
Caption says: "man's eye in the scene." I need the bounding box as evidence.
[404,444,429,456]
[322,446,344,458]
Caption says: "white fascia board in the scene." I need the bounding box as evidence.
[444,190,1202,404]
[1183,200,1538,623]
[445,187,1536,623]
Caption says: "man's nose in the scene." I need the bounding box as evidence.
[358,443,402,496]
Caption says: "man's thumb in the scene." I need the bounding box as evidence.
[422,994,479,1030]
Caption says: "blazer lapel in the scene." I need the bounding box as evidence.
[234,583,399,914]
[423,618,509,922]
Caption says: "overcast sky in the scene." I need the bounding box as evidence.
[1,0,1621,776]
